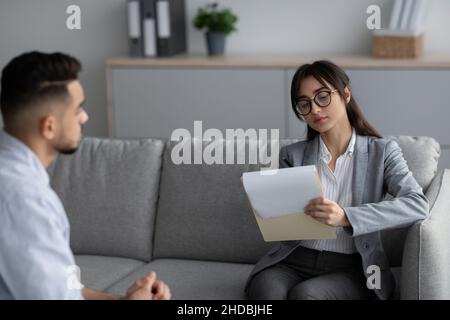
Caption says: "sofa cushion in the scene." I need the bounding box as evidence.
[387,136,440,192]
[153,139,285,264]
[50,137,164,261]
[106,259,254,299]
[75,255,145,292]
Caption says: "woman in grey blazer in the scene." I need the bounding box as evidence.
[246,60,429,300]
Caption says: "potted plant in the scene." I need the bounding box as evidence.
[193,2,238,56]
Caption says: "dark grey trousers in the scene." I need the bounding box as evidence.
[247,245,377,300]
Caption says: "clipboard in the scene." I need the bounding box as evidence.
[241,167,337,242]
[250,206,336,242]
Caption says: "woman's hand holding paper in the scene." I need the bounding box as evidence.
[304,197,351,227]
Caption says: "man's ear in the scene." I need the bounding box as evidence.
[344,85,352,104]
[40,114,58,141]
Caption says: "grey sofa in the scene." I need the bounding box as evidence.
[48,136,449,300]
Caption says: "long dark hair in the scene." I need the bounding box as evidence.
[290,60,382,140]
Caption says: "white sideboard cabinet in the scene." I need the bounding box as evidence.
[110,68,286,139]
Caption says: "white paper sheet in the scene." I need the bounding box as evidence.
[242,165,323,219]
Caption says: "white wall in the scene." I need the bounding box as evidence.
[0,0,449,135]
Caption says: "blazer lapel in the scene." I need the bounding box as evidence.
[302,135,319,166]
[352,135,369,206]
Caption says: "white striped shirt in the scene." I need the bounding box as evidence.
[300,128,358,254]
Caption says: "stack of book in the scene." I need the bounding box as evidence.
[127,0,187,57]
[373,0,428,58]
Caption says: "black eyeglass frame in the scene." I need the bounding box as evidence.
[294,89,338,116]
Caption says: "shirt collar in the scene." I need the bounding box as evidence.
[319,127,356,164]
[0,129,50,185]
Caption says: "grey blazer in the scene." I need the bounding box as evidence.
[246,134,429,300]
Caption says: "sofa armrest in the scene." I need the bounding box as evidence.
[400,169,450,299]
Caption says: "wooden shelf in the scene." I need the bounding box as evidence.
[107,53,450,69]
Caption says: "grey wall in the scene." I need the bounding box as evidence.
[0,0,128,136]
[187,0,450,55]
[1,0,450,136]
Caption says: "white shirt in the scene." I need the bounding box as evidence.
[0,130,84,299]
[300,128,358,254]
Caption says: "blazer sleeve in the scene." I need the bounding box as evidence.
[343,140,430,237]
[279,146,293,168]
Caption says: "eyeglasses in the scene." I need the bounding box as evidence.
[294,89,338,116]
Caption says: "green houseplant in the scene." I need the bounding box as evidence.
[193,3,238,56]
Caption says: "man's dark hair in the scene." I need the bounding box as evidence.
[0,51,81,125]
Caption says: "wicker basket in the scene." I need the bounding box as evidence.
[373,32,424,59]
